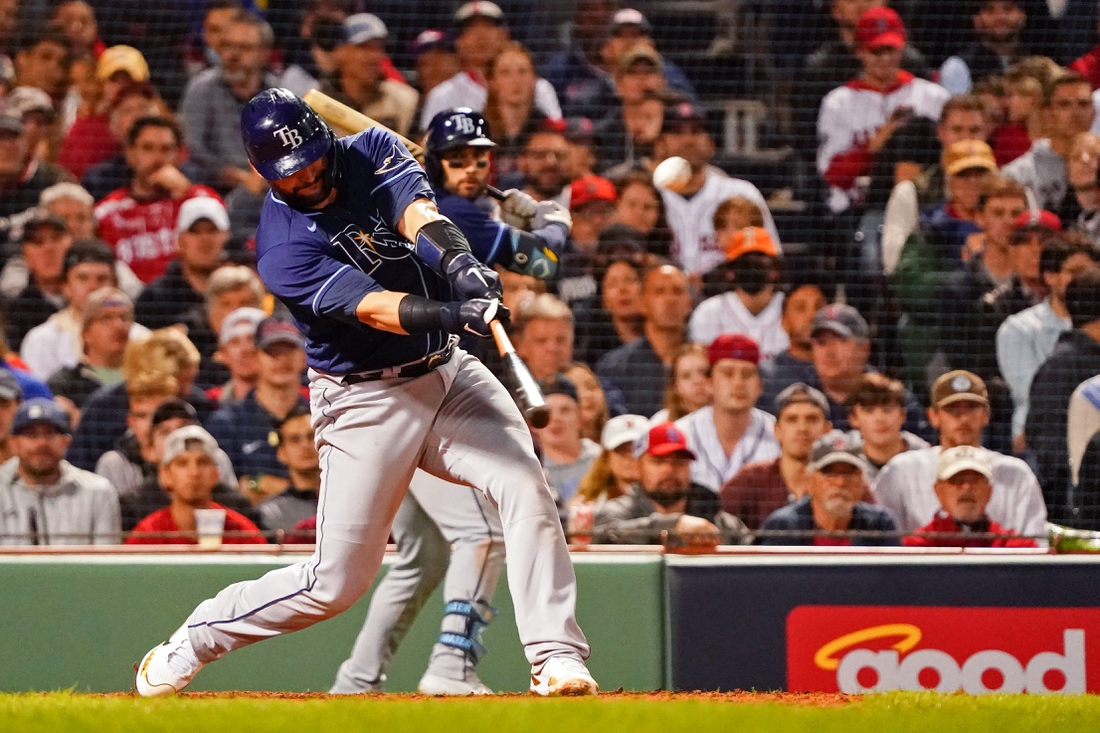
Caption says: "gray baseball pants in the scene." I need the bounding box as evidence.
[183,349,589,673]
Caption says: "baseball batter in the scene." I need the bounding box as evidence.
[136,89,596,697]
[330,108,572,696]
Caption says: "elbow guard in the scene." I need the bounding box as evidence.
[509,230,561,280]
[414,219,471,275]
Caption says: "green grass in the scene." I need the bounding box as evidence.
[1,692,1098,733]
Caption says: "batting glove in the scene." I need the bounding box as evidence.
[500,189,539,230]
[532,200,572,233]
[440,298,510,338]
[444,251,503,300]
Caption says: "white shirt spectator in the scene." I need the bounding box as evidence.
[658,166,779,277]
[0,457,120,545]
[688,291,789,359]
[1002,139,1068,211]
[419,70,561,131]
[996,298,1072,437]
[1068,376,1100,485]
[675,406,780,492]
[871,446,1048,542]
[20,309,150,381]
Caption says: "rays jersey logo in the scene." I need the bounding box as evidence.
[331,220,413,275]
[375,142,414,175]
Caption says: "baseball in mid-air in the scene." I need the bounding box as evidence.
[653,156,692,192]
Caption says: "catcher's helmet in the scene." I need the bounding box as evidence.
[424,108,495,188]
[241,88,335,181]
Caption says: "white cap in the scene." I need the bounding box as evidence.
[177,196,229,234]
[455,1,504,24]
[343,13,388,45]
[936,445,993,482]
[600,414,649,451]
[219,307,267,347]
[162,425,219,466]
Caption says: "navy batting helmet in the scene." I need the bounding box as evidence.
[241,88,335,181]
[424,108,495,188]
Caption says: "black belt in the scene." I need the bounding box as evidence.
[342,340,455,384]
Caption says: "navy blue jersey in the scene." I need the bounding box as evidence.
[255,129,450,374]
[436,191,514,270]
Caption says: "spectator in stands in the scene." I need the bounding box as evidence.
[419,2,560,131]
[94,116,221,284]
[816,7,949,214]
[757,430,898,546]
[3,86,58,163]
[598,264,691,416]
[184,265,266,390]
[573,253,644,367]
[688,227,788,360]
[534,374,600,503]
[206,317,308,504]
[940,1,1030,95]
[563,363,610,444]
[0,113,69,225]
[593,48,667,172]
[758,282,828,410]
[999,235,1097,449]
[612,171,667,256]
[653,101,777,278]
[0,370,22,464]
[482,42,547,177]
[873,370,1047,536]
[1003,72,1094,212]
[513,294,574,382]
[127,425,264,545]
[179,11,275,192]
[540,0,618,119]
[1065,132,1100,241]
[574,413,647,507]
[13,24,71,105]
[51,1,102,62]
[674,334,780,492]
[515,125,571,205]
[1026,270,1100,521]
[67,327,212,471]
[39,181,96,241]
[992,64,1045,167]
[1068,376,1100,527]
[47,287,135,414]
[4,210,72,351]
[206,307,263,405]
[257,403,319,535]
[134,197,228,331]
[847,373,929,479]
[721,383,832,530]
[498,268,546,314]
[593,421,746,545]
[567,174,618,261]
[79,81,162,202]
[20,239,124,380]
[322,14,417,138]
[903,445,1037,547]
[598,8,694,99]
[411,30,458,99]
[796,0,931,157]
[653,343,711,423]
[0,397,119,545]
[187,0,241,74]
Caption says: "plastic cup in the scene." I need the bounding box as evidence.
[194,508,227,548]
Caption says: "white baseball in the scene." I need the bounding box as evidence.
[653,156,692,192]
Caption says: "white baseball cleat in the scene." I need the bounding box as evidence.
[135,625,204,697]
[417,671,493,696]
[529,656,598,696]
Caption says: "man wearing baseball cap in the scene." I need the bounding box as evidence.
[206,317,309,502]
[206,306,265,405]
[873,369,1047,541]
[592,421,746,545]
[816,7,949,214]
[758,430,898,546]
[0,370,23,464]
[721,383,833,530]
[904,445,1037,547]
[0,397,120,545]
[689,227,787,358]
[673,334,780,493]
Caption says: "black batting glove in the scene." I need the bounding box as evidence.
[443,251,503,301]
[439,299,510,339]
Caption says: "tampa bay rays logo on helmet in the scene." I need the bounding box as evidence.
[273,125,304,150]
[424,108,496,188]
[450,113,476,136]
[241,88,335,181]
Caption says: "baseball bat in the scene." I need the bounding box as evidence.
[490,321,550,428]
[303,90,551,428]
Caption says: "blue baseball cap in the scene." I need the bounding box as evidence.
[12,398,70,435]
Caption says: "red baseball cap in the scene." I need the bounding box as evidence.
[1012,209,1062,233]
[855,7,906,51]
[707,333,760,367]
[569,174,617,211]
[634,422,696,460]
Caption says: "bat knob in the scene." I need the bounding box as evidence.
[526,406,550,429]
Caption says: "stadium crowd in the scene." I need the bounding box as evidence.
[2,0,1100,548]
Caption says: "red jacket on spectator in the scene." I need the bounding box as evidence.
[94,185,221,283]
[126,502,267,545]
[58,114,116,180]
[1070,46,1100,90]
[902,512,1038,548]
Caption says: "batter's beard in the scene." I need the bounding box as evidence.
[278,177,334,209]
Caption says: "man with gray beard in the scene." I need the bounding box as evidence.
[757,430,899,545]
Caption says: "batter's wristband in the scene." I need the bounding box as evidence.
[397,294,446,333]
[414,219,471,274]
